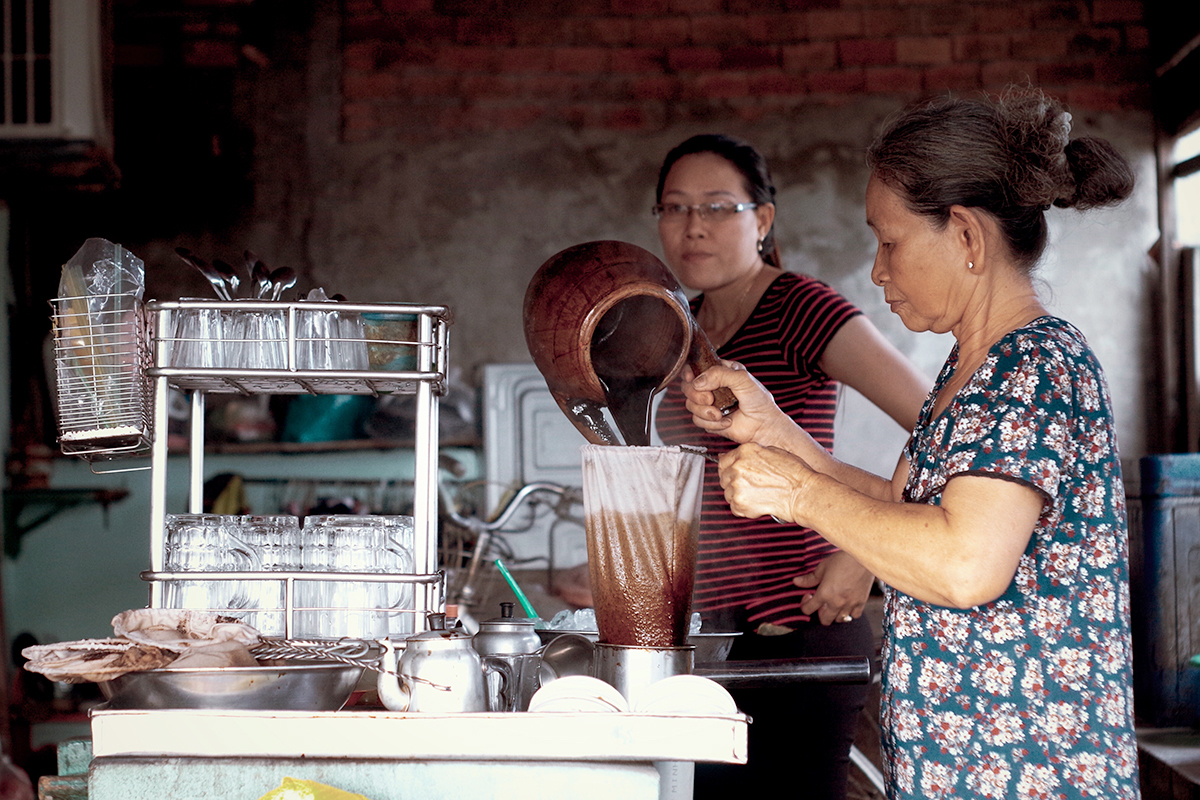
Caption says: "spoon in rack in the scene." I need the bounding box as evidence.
[269,267,297,301]
[212,258,241,299]
[175,247,231,301]
[245,250,273,299]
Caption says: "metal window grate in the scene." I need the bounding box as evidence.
[0,0,53,130]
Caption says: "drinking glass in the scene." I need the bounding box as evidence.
[238,514,301,636]
[169,301,226,368]
[380,515,415,637]
[229,303,287,370]
[295,515,405,639]
[162,513,259,620]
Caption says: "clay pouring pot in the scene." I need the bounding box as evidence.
[523,240,736,446]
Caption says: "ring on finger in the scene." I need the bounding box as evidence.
[840,615,853,623]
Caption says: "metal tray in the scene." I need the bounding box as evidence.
[97,661,364,711]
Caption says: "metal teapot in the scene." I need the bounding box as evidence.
[377,612,509,712]
[472,602,541,657]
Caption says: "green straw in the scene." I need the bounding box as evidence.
[494,558,538,619]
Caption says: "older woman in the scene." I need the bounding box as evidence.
[682,89,1139,799]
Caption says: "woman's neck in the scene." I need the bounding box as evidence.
[698,260,779,348]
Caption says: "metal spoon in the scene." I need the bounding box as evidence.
[245,250,272,299]
[175,247,230,300]
[211,258,241,299]
[269,267,297,301]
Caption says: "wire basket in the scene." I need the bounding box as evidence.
[52,293,153,460]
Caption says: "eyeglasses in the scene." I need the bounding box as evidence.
[651,202,758,222]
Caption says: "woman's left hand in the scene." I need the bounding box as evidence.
[718,442,817,525]
[793,551,874,626]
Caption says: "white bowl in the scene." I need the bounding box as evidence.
[527,675,629,713]
[629,674,738,716]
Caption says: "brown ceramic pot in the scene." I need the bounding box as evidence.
[523,240,733,444]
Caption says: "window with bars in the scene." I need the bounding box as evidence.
[0,0,102,140]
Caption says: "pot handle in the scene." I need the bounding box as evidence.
[687,322,738,416]
[482,656,515,713]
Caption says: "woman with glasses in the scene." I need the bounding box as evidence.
[652,134,931,800]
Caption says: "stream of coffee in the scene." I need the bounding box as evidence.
[583,295,687,446]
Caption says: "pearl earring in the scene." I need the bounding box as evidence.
[757,239,764,254]
[967,261,975,269]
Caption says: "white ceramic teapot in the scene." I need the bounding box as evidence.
[377,612,508,712]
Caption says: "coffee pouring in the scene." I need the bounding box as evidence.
[523,240,737,446]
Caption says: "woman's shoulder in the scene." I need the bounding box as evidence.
[763,271,859,312]
[997,316,1095,365]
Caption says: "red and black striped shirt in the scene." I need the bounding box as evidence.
[655,271,861,630]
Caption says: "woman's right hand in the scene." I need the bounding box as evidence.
[682,360,793,447]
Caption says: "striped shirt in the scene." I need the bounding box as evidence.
[655,271,861,629]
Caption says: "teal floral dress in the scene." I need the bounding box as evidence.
[882,317,1140,799]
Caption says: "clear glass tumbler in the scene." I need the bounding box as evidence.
[163,513,260,621]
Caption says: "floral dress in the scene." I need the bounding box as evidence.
[882,316,1140,799]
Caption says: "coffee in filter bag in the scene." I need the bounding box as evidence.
[581,445,704,647]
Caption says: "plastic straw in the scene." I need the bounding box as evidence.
[494,558,538,619]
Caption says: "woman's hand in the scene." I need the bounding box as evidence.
[682,361,794,447]
[793,551,874,626]
[717,442,819,524]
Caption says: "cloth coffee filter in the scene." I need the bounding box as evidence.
[582,445,703,647]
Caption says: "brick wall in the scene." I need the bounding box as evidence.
[341,0,1152,141]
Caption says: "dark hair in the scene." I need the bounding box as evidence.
[866,87,1135,273]
[656,134,782,268]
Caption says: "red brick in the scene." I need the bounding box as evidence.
[1124,25,1150,52]
[398,72,458,97]
[434,46,497,72]
[458,73,520,99]
[496,46,555,73]
[1010,31,1073,60]
[513,18,573,47]
[693,71,753,98]
[807,9,863,39]
[896,36,953,65]
[865,66,923,94]
[615,0,671,14]
[1035,62,1096,84]
[578,17,636,45]
[839,38,897,67]
[720,46,781,70]
[920,5,979,37]
[952,34,1010,63]
[781,41,838,71]
[1092,0,1144,24]
[1065,83,1149,111]
[863,8,916,39]
[457,15,515,45]
[631,74,683,100]
[343,42,379,70]
[1093,53,1152,83]
[670,0,724,11]
[342,102,379,131]
[807,68,866,94]
[1032,1,1086,29]
[980,59,1040,87]
[381,0,433,11]
[1067,28,1122,57]
[632,17,690,46]
[976,6,1033,34]
[183,39,239,68]
[599,104,653,130]
[922,63,983,91]
[344,71,402,100]
[487,104,550,130]
[691,14,751,44]
[747,12,808,43]
[552,47,611,73]
[523,74,584,100]
[611,47,667,73]
[668,46,723,70]
[749,69,808,95]
[785,0,840,9]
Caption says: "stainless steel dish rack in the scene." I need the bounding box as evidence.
[139,299,452,638]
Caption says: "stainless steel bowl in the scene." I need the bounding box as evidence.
[98,661,365,711]
[535,630,741,662]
